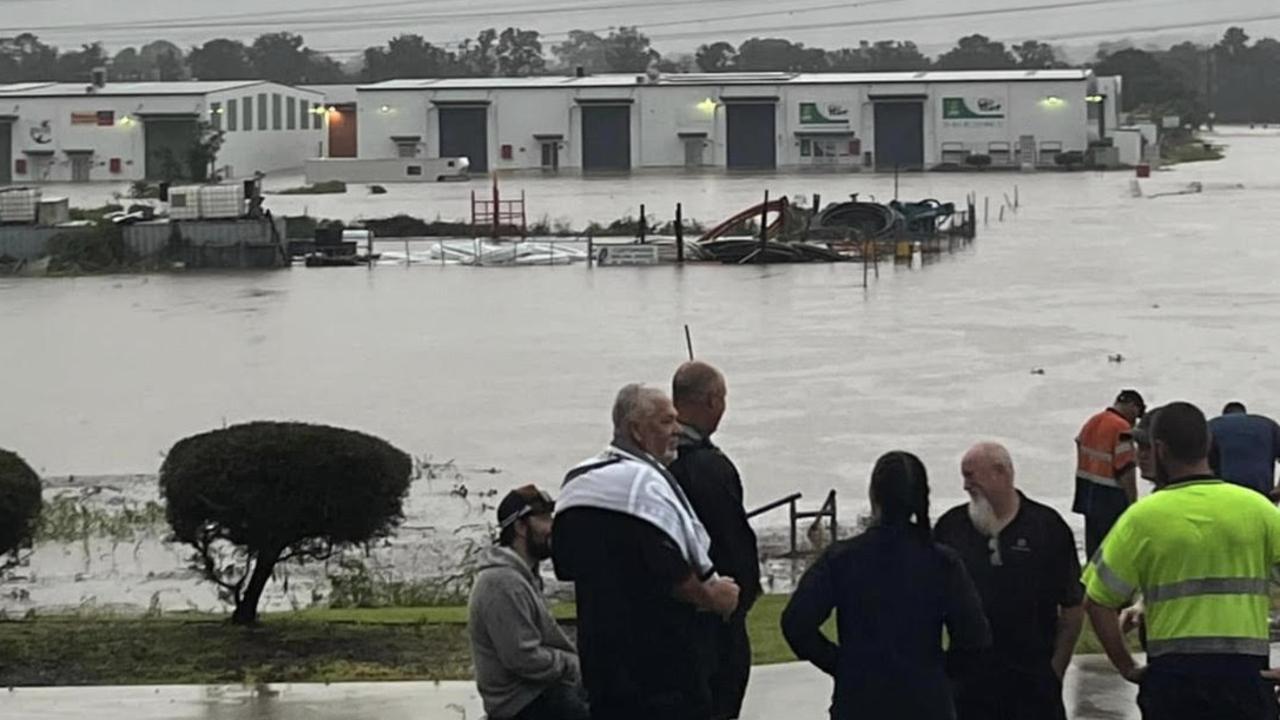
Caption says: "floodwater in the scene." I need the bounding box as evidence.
[4,129,1280,613]
[0,654,1151,720]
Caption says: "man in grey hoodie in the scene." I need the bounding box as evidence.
[469,485,588,720]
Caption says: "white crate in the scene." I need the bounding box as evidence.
[167,186,202,221]
[0,188,41,224]
[197,185,246,220]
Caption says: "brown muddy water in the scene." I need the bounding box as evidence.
[3,129,1279,613]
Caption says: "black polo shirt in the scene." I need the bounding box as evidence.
[934,492,1084,670]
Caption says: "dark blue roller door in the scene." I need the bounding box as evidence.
[0,122,10,184]
[873,102,924,170]
[581,105,631,172]
[439,107,489,172]
[144,118,199,180]
[726,103,776,170]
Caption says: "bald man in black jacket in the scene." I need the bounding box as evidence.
[669,361,762,720]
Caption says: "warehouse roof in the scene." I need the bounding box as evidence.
[0,81,324,98]
[360,69,1091,92]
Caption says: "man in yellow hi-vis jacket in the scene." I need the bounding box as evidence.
[1082,401,1280,720]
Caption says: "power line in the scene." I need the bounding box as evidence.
[1006,10,1280,43]
[635,0,1163,44]
[306,0,1158,56]
[0,0,766,35]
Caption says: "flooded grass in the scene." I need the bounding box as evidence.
[0,595,1131,686]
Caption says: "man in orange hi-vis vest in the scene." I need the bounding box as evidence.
[1073,390,1145,558]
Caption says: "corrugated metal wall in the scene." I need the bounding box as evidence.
[124,218,286,256]
[122,223,173,258]
[2,218,286,267]
[0,226,87,260]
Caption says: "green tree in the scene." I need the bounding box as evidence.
[110,47,149,81]
[1212,27,1260,122]
[1095,48,1203,124]
[55,42,107,82]
[656,53,695,73]
[735,37,827,72]
[249,32,342,83]
[363,34,460,81]
[1012,40,1061,69]
[189,39,254,80]
[828,40,930,71]
[935,34,1017,70]
[553,30,609,73]
[302,52,348,83]
[0,34,59,81]
[0,449,42,577]
[141,40,187,80]
[458,28,499,76]
[1247,38,1280,121]
[496,27,545,76]
[695,41,737,72]
[603,26,659,72]
[188,121,225,182]
[160,422,413,625]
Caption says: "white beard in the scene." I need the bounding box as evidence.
[967,493,1004,538]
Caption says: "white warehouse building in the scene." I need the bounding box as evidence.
[354,69,1121,174]
[0,79,326,184]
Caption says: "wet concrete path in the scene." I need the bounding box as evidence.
[2,654,1145,720]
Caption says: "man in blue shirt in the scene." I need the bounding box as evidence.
[1208,402,1280,500]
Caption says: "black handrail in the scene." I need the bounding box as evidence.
[747,492,802,519]
[746,490,838,556]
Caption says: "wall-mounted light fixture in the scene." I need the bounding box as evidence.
[1041,96,1066,109]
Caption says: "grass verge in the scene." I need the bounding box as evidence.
[1163,140,1225,164]
[0,596,1127,686]
[275,181,348,195]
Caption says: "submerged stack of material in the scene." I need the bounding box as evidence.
[888,199,955,235]
[813,202,901,240]
[699,239,848,264]
[423,240,588,266]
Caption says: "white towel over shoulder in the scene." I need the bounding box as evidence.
[559,445,715,579]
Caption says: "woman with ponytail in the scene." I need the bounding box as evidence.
[782,451,991,719]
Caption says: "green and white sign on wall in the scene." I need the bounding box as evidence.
[942,96,1005,120]
[941,95,1006,129]
[799,102,850,125]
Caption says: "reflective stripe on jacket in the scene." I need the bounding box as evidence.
[1076,408,1135,489]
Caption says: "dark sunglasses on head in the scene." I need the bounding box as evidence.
[498,489,554,530]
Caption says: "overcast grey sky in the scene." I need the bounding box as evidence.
[3,0,1279,60]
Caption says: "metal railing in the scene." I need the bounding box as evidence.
[747,489,838,556]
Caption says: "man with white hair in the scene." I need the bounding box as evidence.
[552,383,741,720]
[935,442,1085,720]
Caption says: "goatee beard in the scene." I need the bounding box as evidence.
[967,493,1003,537]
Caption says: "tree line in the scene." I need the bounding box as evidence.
[1,26,1277,122]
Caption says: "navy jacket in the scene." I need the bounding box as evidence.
[781,524,991,720]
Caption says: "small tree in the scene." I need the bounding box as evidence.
[160,422,412,625]
[0,449,43,577]
[188,121,225,182]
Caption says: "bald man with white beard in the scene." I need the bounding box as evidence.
[934,443,1085,720]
